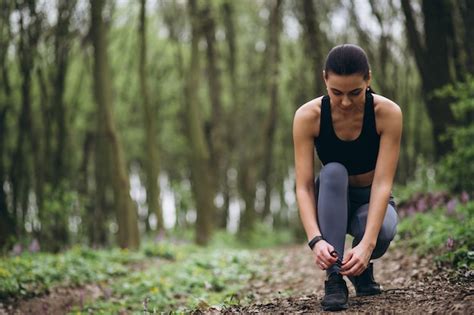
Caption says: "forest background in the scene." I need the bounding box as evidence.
[0,0,472,280]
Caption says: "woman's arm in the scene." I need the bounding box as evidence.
[293,105,321,241]
[294,101,339,270]
[341,99,402,276]
[361,101,402,249]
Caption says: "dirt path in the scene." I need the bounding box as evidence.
[2,244,473,314]
[222,244,474,313]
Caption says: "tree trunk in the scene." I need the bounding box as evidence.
[457,0,474,75]
[201,0,226,227]
[90,0,140,249]
[93,128,112,246]
[138,0,163,232]
[401,0,456,159]
[299,0,325,95]
[35,67,53,183]
[220,0,237,229]
[237,30,267,236]
[78,130,108,247]
[187,0,217,245]
[261,0,283,220]
[12,1,43,240]
[52,0,76,187]
[238,160,258,237]
[0,2,14,247]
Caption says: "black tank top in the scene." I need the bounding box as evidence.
[314,91,380,175]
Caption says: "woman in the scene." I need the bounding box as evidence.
[293,44,402,311]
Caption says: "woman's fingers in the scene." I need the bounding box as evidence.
[341,259,367,276]
[321,251,335,265]
[315,258,326,270]
[342,251,353,265]
[340,254,358,272]
[317,252,332,266]
[341,263,360,276]
[317,246,333,265]
[326,248,338,263]
[353,265,366,276]
[355,263,368,275]
[314,242,339,270]
[320,245,337,264]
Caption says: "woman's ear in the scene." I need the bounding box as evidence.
[367,70,372,86]
[322,70,327,83]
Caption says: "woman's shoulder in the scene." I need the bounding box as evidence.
[293,96,324,137]
[294,96,324,121]
[372,93,403,134]
[372,93,402,116]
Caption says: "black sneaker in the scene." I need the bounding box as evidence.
[321,272,349,311]
[348,263,382,296]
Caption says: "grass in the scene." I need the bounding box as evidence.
[79,247,262,313]
[0,225,293,312]
[397,200,474,269]
[0,246,142,300]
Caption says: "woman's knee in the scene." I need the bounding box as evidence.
[350,205,398,258]
[371,229,395,259]
[319,162,348,189]
[371,207,398,259]
[380,206,398,242]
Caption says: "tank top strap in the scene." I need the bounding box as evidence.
[363,91,377,134]
[319,95,332,137]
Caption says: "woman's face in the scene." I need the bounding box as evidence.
[323,71,371,112]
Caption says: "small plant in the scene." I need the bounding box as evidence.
[397,199,474,269]
[435,76,474,194]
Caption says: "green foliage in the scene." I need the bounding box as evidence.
[241,223,295,248]
[39,184,81,250]
[0,246,144,300]
[393,158,447,204]
[0,231,292,311]
[79,247,261,313]
[210,225,296,249]
[435,77,474,193]
[142,242,177,260]
[397,201,474,269]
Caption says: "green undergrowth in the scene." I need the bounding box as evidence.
[210,223,296,249]
[78,248,262,313]
[0,242,190,301]
[397,201,474,269]
[0,226,292,312]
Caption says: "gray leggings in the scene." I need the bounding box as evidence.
[315,162,398,275]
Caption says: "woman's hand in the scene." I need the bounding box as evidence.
[312,240,338,270]
[340,242,373,276]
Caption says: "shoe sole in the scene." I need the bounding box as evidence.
[322,303,349,311]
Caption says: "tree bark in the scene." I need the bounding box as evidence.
[187,0,217,245]
[220,0,237,229]
[201,0,226,227]
[401,0,456,159]
[459,0,474,75]
[0,0,14,248]
[138,0,163,232]
[12,0,43,239]
[52,0,76,187]
[237,9,270,236]
[299,0,325,95]
[90,0,140,249]
[261,0,283,220]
